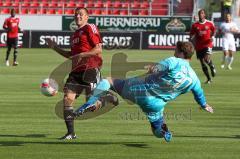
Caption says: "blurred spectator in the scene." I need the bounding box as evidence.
[222,0,233,19]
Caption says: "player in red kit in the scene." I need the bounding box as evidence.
[47,8,103,140]
[190,9,216,84]
[3,9,21,66]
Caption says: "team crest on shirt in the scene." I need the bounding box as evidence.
[205,26,209,30]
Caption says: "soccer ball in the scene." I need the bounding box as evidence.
[41,78,58,97]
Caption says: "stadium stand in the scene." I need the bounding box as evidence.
[0,0,192,16]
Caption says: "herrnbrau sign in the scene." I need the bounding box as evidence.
[62,15,192,32]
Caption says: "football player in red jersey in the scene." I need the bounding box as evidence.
[190,9,216,84]
[3,8,21,66]
[47,8,103,140]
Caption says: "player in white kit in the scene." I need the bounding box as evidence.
[219,13,239,70]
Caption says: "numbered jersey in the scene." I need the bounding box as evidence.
[122,57,206,108]
[71,23,102,72]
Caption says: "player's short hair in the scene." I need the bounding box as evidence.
[176,41,194,59]
[75,7,89,15]
[10,8,15,13]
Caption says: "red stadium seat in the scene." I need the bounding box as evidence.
[41,8,47,14]
[120,10,128,15]
[41,0,48,3]
[75,3,85,8]
[112,10,120,15]
[131,10,139,15]
[66,2,75,8]
[47,9,56,14]
[152,9,168,15]
[42,3,48,7]
[21,3,30,7]
[3,2,11,7]
[95,2,104,8]
[105,1,112,8]
[21,8,28,14]
[139,10,148,15]
[29,8,38,14]
[131,2,140,9]
[30,2,39,7]
[122,3,129,9]
[49,3,58,8]
[65,9,74,15]
[0,8,10,14]
[87,2,94,8]
[141,2,150,8]
[11,3,20,7]
[56,9,63,14]
[92,9,101,15]
[101,9,111,15]
[113,1,121,8]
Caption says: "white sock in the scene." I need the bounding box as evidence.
[222,55,228,65]
[227,57,234,67]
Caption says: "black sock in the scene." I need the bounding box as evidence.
[64,106,74,134]
[201,64,211,81]
[13,50,18,62]
[5,49,11,61]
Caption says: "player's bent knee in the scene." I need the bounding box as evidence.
[64,93,75,105]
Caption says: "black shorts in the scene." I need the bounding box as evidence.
[196,47,212,59]
[7,38,18,48]
[64,68,101,97]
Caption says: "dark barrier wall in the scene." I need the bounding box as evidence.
[1,30,240,51]
[142,32,240,50]
[31,31,141,49]
[0,30,29,48]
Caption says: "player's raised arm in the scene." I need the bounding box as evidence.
[46,38,71,58]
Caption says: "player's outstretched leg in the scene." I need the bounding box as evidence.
[151,117,172,142]
[74,91,119,117]
[74,79,111,115]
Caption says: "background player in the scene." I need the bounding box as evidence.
[3,8,21,66]
[190,9,216,84]
[219,13,239,70]
[74,41,214,142]
[47,7,102,140]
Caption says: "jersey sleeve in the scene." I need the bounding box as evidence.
[190,23,196,36]
[210,22,216,36]
[191,79,207,108]
[3,19,8,29]
[87,24,102,46]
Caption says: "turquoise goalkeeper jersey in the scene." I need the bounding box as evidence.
[121,57,207,112]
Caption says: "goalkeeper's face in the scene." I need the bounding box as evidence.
[75,9,89,27]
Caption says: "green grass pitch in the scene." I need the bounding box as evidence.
[0,48,239,159]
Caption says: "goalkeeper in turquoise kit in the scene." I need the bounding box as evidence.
[74,41,214,142]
